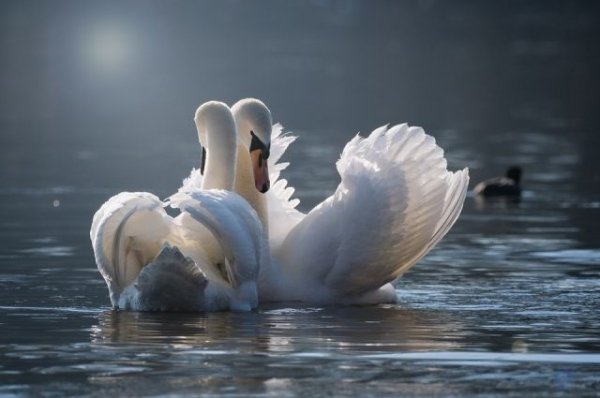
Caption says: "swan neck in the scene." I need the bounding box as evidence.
[197,109,237,191]
[234,144,269,236]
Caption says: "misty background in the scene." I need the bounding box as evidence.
[1,3,600,395]
[0,0,598,252]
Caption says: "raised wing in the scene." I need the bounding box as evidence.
[278,124,469,298]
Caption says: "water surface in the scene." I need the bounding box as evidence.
[1,1,599,396]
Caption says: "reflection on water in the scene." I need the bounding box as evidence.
[1,202,599,396]
[1,129,599,396]
[1,0,600,396]
[1,304,599,397]
[91,306,465,353]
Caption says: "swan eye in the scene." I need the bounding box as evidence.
[200,147,207,175]
[250,130,270,160]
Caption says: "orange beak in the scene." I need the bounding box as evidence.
[250,149,270,193]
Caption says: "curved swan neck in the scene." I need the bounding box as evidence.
[194,101,237,191]
[231,98,272,236]
[231,98,272,148]
[234,145,269,236]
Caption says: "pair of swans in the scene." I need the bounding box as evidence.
[91,102,267,312]
[91,98,469,311]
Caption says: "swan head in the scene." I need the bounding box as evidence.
[232,98,272,193]
[193,101,238,190]
[194,101,233,145]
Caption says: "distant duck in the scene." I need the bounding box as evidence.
[474,166,522,197]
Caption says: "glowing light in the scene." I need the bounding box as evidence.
[85,22,134,74]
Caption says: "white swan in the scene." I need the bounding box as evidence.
[90,101,266,312]
[227,98,470,304]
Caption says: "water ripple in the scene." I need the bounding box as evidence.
[18,246,75,257]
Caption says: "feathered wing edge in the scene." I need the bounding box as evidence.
[174,165,204,197]
[92,190,266,311]
[90,192,171,306]
[170,190,267,310]
[324,124,469,295]
[266,123,305,250]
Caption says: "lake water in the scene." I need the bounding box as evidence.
[1,1,599,396]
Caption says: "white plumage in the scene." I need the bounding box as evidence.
[90,102,265,312]
[229,99,470,305]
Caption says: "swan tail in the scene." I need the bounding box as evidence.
[266,123,305,250]
[118,244,209,312]
[281,124,468,300]
[90,192,173,306]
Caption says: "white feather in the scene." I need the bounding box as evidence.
[91,101,264,312]
[91,190,265,312]
[265,123,304,252]
[263,123,469,304]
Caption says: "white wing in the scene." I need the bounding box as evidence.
[170,190,267,310]
[92,189,266,311]
[174,147,205,196]
[90,192,174,306]
[276,124,469,300]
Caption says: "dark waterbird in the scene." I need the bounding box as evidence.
[474,166,522,198]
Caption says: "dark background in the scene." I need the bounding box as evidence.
[0,0,598,254]
[1,0,599,192]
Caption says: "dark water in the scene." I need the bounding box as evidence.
[1,1,600,396]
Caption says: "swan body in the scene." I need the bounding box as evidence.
[91,102,266,312]
[228,99,470,305]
